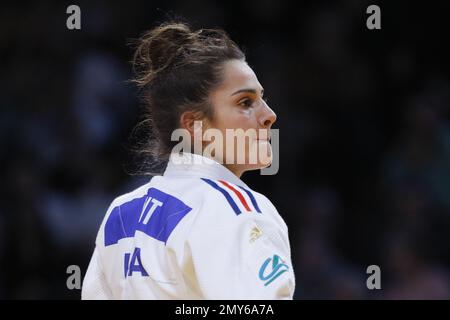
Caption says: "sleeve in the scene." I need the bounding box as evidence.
[81,247,114,300]
[185,209,295,300]
[81,198,119,300]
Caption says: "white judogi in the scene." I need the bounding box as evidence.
[82,153,295,299]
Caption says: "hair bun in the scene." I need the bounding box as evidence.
[133,22,196,88]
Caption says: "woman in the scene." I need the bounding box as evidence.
[82,22,295,299]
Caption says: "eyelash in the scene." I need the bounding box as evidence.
[239,96,268,108]
[239,98,254,108]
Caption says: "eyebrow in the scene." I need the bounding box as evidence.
[230,88,264,97]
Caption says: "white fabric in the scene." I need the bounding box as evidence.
[82,153,295,300]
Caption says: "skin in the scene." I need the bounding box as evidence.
[180,59,277,178]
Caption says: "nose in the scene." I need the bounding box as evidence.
[259,102,277,128]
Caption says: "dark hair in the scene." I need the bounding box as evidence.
[131,21,245,175]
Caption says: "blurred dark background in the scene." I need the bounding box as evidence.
[1,0,450,299]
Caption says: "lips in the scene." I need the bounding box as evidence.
[258,131,272,141]
[256,135,271,142]
[256,135,271,141]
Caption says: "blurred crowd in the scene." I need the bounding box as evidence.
[1,1,449,299]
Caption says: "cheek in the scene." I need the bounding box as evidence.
[218,109,254,131]
[211,100,258,133]
[239,108,252,117]
[235,108,260,130]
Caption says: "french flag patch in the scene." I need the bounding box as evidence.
[201,178,262,215]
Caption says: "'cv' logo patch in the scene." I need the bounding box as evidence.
[259,254,289,286]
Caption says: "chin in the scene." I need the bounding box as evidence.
[245,141,273,169]
[257,140,273,166]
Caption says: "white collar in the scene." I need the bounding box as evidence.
[163,152,250,189]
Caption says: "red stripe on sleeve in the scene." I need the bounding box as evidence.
[219,180,251,212]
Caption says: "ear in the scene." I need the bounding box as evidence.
[179,111,208,136]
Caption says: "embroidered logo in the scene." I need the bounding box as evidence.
[258,254,289,286]
[250,226,263,243]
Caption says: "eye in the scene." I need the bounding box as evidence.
[238,98,254,108]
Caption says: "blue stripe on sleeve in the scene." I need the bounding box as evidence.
[201,178,241,215]
[238,185,262,213]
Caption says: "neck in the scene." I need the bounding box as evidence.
[223,164,244,178]
[190,151,246,178]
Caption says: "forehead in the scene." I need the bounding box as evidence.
[218,59,262,92]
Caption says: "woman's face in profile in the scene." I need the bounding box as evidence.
[204,59,277,177]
